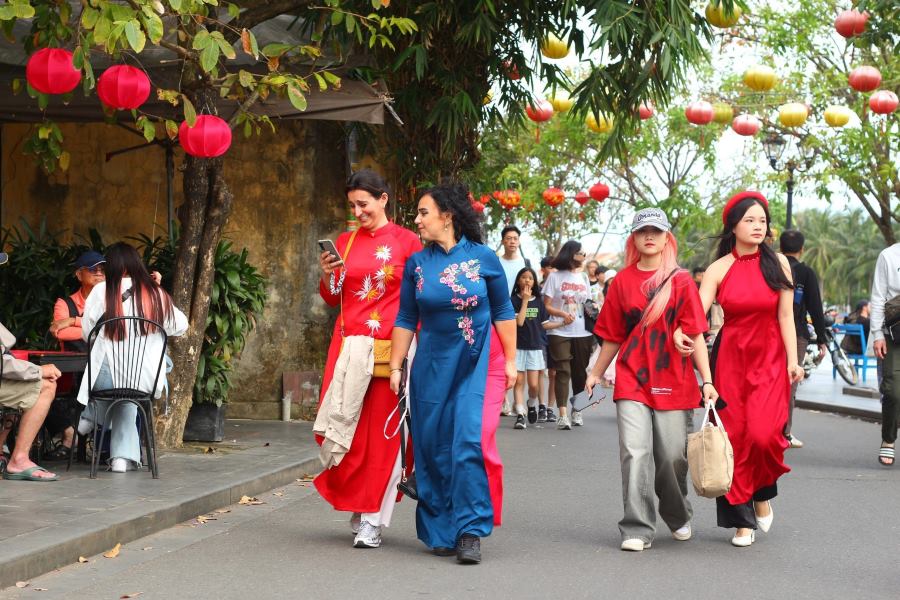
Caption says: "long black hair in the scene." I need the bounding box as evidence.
[717,197,792,291]
[511,266,542,299]
[551,240,583,271]
[419,181,484,244]
[103,242,174,340]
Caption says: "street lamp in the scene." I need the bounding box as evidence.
[762,132,812,230]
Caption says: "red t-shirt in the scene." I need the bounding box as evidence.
[594,265,707,410]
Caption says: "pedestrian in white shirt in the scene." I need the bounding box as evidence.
[870,243,900,466]
[77,243,188,473]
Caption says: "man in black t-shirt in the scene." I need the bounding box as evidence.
[779,230,828,449]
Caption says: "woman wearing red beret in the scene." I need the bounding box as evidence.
[675,191,803,547]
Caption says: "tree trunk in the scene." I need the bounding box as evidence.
[154,146,234,448]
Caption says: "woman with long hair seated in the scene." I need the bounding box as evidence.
[77,242,188,473]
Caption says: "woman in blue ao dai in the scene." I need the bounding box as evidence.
[390,182,517,565]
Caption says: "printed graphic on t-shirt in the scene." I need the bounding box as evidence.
[560,281,587,318]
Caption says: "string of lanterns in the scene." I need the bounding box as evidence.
[24,47,233,158]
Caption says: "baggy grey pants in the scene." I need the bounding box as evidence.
[616,400,692,543]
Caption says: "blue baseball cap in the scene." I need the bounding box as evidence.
[74,250,106,270]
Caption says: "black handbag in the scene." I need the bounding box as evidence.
[582,298,599,334]
[395,359,418,500]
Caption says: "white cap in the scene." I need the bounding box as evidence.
[604,269,617,279]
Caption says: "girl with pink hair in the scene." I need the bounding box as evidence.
[585,208,718,552]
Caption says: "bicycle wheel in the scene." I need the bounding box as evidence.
[832,346,859,386]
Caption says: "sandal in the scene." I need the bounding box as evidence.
[878,444,894,467]
[43,443,73,462]
[2,465,59,481]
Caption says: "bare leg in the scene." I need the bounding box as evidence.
[6,379,57,478]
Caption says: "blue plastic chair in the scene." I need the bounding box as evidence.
[832,323,873,382]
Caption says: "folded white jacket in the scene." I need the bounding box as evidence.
[313,335,374,469]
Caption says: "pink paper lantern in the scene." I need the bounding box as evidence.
[869,90,899,115]
[178,115,232,158]
[685,101,714,125]
[834,9,868,38]
[731,114,761,136]
[574,191,590,206]
[638,102,654,120]
[526,100,554,123]
[25,48,81,95]
[849,66,882,92]
[97,65,151,110]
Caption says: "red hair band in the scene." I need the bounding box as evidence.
[722,190,768,225]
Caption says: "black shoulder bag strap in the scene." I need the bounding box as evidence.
[64,296,80,318]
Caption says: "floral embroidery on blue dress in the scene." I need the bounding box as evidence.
[415,266,424,294]
[439,260,482,345]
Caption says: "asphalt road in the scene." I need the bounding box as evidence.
[3,402,898,600]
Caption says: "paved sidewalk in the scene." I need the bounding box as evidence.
[795,354,881,421]
[0,357,883,589]
[0,420,319,589]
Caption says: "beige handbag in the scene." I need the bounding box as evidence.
[687,401,734,498]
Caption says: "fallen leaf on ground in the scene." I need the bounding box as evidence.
[238,495,265,505]
[203,446,216,454]
[273,491,284,497]
[103,543,121,558]
[120,593,143,598]
[78,556,89,563]
[34,587,48,591]
[263,442,270,447]
[142,547,153,551]
[15,582,28,588]
[214,509,231,514]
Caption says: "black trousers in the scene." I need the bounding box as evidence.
[716,483,778,529]
[881,337,900,443]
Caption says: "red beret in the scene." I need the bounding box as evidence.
[722,190,768,225]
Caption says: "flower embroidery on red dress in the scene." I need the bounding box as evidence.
[352,245,395,303]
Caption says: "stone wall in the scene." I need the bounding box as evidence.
[0,120,347,419]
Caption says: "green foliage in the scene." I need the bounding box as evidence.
[0,224,267,406]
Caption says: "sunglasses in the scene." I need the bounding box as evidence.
[82,265,106,275]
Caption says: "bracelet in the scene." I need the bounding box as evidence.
[701,381,714,388]
[389,368,403,373]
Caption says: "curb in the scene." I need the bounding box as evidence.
[1,455,322,590]
[796,399,880,423]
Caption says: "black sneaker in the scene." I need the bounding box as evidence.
[537,406,547,423]
[456,533,481,564]
[527,406,538,424]
[545,407,557,423]
[514,414,527,430]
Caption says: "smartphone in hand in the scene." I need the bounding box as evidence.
[318,239,343,264]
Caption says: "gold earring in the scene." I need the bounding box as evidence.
[444,222,449,231]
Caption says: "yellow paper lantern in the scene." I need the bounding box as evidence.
[712,102,734,124]
[549,93,574,113]
[705,2,743,28]
[483,90,493,105]
[586,113,613,133]
[778,102,809,127]
[823,105,852,127]
[540,34,569,60]
[743,65,777,92]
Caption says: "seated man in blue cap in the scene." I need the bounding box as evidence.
[50,250,107,352]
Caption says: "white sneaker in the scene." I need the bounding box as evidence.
[672,522,692,541]
[620,538,651,551]
[557,415,572,430]
[350,512,361,535]
[572,411,584,426]
[110,458,127,473]
[353,520,382,548]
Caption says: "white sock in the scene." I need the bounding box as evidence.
[515,404,526,416]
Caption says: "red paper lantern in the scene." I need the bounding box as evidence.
[638,102,654,120]
[849,66,882,92]
[526,100,554,123]
[178,115,232,158]
[470,200,485,213]
[685,101,714,125]
[496,190,521,210]
[480,194,491,205]
[574,191,590,206]
[97,65,151,110]
[834,9,868,38]
[870,90,899,115]
[25,48,81,95]
[731,114,761,136]
[503,60,521,81]
[542,187,565,207]
[589,182,609,202]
